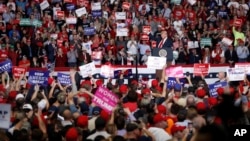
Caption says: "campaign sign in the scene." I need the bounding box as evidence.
[92,86,119,113]
[116,28,128,36]
[92,10,102,17]
[143,26,151,33]
[208,81,227,97]
[57,73,71,85]
[12,66,26,79]
[91,2,101,11]
[79,62,96,78]
[114,69,132,78]
[235,63,250,74]
[75,7,87,17]
[165,66,184,78]
[147,56,166,70]
[84,27,95,35]
[66,3,75,10]
[193,63,210,76]
[227,68,245,81]
[40,0,50,10]
[28,70,49,85]
[0,59,12,73]
[122,2,130,10]
[222,37,233,46]
[91,51,103,60]
[115,12,126,20]
[167,77,186,89]
[0,104,11,129]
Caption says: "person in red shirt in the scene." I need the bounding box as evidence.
[55,48,67,67]
[18,55,30,68]
[8,45,17,66]
[172,4,184,20]
[106,39,117,55]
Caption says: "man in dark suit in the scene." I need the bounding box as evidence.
[22,39,38,61]
[224,45,238,67]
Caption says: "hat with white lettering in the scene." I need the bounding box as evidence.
[23,104,33,110]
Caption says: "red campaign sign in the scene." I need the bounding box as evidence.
[141,34,149,41]
[142,26,151,33]
[91,51,103,60]
[78,0,89,7]
[122,2,130,10]
[0,4,6,13]
[193,63,210,76]
[12,66,26,79]
[64,0,73,3]
[234,19,242,27]
[56,11,65,18]
[151,41,157,48]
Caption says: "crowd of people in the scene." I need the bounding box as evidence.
[0,0,250,141]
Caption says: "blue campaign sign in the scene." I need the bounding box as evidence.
[28,70,49,86]
[114,69,132,78]
[92,10,102,17]
[167,77,186,89]
[208,81,228,97]
[0,59,12,73]
[57,73,71,85]
[84,27,95,36]
[66,4,75,10]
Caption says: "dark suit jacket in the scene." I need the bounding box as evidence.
[149,34,174,61]
[22,44,38,59]
[224,49,238,63]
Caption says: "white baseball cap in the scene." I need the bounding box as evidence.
[23,104,33,110]
[15,94,24,100]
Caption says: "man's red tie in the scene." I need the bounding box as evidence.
[158,39,164,48]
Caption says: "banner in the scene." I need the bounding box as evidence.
[193,63,210,76]
[12,66,26,79]
[0,104,11,129]
[165,66,184,78]
[188,0,197,5]
[65,17,77,24]
[116,28,128,36]
[200,38,212,48]
[79,62,96,78]
[92,86,119,113]
[147,56,166,70]
[0,59,12,73]
[167,77,186,89]
[57,73,71,85]
[235,63,250,74]
[187,41,199,49]
[91,2,101,11]
[221,37,233,45]
[114,69,132,78]
[227,68,245,81]
[100,65,115,78]
[92,10,102,17]
[115,12,126,20]
[122,2,130,10]
[208,81,228,97]
[143,26,151,33]
[75,7,87,17]
[19,19,42,27]
[84,27,95,35]
[28,70,49,85]
[40,1,50,10]
[91,51,103,60]
[171,0,181,4]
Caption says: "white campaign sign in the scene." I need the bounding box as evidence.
[226,68,245,81]
[115,12,126,20]
[222,37,233,46]
[116,28,128,36]
[147,56,166,70]
[235,63,250,74]
[66,17,77,24]
[75,7,87,17]
[40,1,50,10]
[91,2,101,11]
[188,0,197,5]
[79,62,96,78]
[0,104,11,129]
[187,41,199,49]
[100,65,114,78]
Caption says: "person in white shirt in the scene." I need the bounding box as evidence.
[87,117,111,140]
[138,40,151,60]
[161,2,171,19]
[141,49,151,65]
[138,2,150,13]
[148,114,172,141]
[236,39,249,62]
